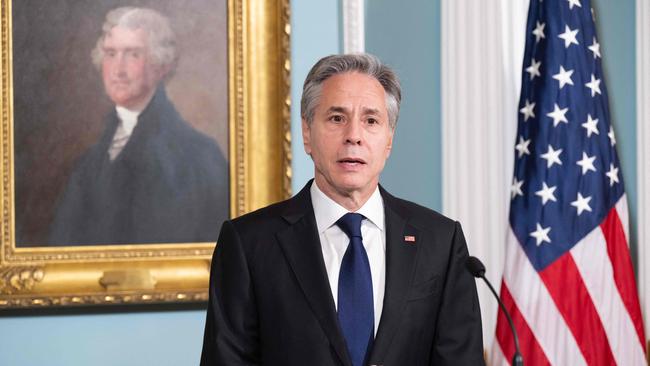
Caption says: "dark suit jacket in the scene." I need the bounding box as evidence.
[201,181,484,366]
[48,88,228,245]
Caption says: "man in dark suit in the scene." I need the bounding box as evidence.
[48,7,228,245]
[201,54,484,365]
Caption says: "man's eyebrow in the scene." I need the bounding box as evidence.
[325,106,348,114]
[102,46,146,52]
[362,107,381,115]
[325,106,383,116]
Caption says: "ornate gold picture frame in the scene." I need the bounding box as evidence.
[0,0,291,308]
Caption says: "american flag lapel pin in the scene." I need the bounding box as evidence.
[404,235,416,243]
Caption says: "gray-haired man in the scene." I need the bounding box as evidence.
[49,7,228,245]
[201,54,484,366]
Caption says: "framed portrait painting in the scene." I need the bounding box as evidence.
[0,0,291,308]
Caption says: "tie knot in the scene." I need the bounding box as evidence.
[336,213,364,239]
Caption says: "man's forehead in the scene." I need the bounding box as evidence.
[323,73,385,96]
[103,26,148,48]
[316,73,388,114]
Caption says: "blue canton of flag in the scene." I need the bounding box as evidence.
[510,0,623,271]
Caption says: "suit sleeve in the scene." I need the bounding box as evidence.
[200,220,260,365]
[430,222,485,366]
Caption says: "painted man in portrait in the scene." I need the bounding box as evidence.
[48,7,228,246]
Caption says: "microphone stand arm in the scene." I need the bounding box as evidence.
[479,275,524,366]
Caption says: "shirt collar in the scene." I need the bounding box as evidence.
[310,181,385,234]
[115,106,141,135]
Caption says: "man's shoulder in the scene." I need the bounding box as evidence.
[154,106,216,147]
[216,194,305,257]
[229,194,300,231]
[381,187,457,232]
[141,88,218,147]
[143,94,226,165]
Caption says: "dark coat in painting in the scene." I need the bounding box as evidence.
[48,88,228,245]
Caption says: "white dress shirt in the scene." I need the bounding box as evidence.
[109,106,140,161]
[310,181,386,335]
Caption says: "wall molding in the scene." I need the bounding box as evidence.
[342,0,365,53]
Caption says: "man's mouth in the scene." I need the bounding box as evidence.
[337,158,366,166]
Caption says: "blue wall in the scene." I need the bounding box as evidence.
[366,0,442,211]
[593,0,638,256]
[0,311,205,366]
[0,0,638,364]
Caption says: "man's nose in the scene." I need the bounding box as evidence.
[344,119,363,145]
[113,54,128,76]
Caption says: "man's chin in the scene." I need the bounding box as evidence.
[109,95,143,109]
[334,180,377,196]
[108,93,132,105]
[315,172,377,194]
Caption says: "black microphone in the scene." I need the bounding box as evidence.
[466,256,523,366]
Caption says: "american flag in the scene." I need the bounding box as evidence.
[492,0,646,364]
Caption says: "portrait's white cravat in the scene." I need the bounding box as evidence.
[108,106,140,161]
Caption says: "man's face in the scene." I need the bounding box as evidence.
[302,72,393,201]
[101,26,163,110]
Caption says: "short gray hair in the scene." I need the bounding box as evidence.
[301,54,401,130]
[91,7,177,77]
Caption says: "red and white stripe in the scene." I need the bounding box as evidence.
[493,196,646,365]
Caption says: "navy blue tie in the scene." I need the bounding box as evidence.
[336,213,374,366]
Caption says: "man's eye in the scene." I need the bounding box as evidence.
[105,50,116,57]
[367,118,378,125]
[329,115,344,123]
[127,51,141,59]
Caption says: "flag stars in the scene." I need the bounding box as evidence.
[541,145,563,168]
[511,177,524,199]
[532,21,546,43]
[530,223,551,246]
[585,74,602,96]
[526,59,542,80]
[535,182,557,205]
[576,152,597,175]
[571,193,593,215]
[606,164,620,186]
[581,114,599,137]
[510,3,627,274]
[608,126,617,146]
[558,25,579,48]
[520,100,536,121]
[553,66,574,89]
[546,103,569,127]
[515,136,531,158]
[588,37,601,59]
[567,0,582,9]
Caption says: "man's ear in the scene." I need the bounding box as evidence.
[385,129,394,158]
[302,118,311,155]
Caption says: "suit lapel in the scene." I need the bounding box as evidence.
[369,188,419,363]
[275,183,352,366]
